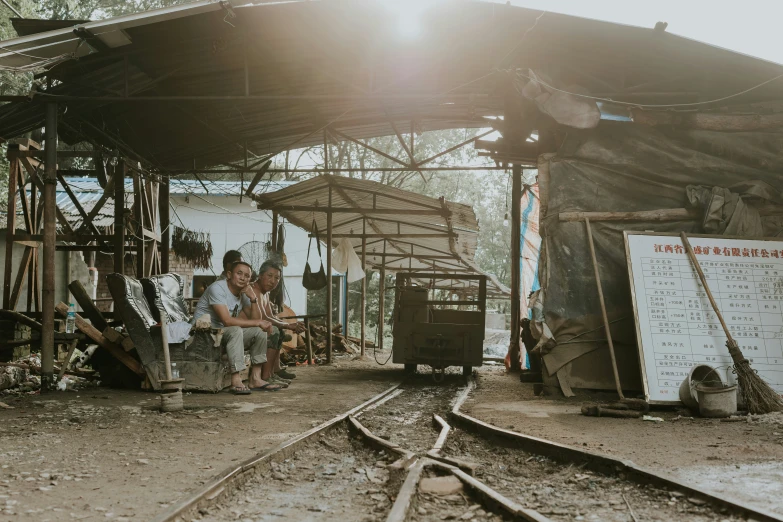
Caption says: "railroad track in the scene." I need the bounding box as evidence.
[154,375,783,522]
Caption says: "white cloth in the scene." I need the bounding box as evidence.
[331,238,366,283]
[167,320,193,344]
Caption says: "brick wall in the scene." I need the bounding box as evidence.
[93,253,196,312]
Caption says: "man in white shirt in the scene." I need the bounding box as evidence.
[193,260,282,393]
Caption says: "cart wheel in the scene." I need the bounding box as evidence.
[404,364,417,374]
[462,366,473,377]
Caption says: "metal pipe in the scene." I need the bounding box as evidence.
[378,240,386,353]
[114,161,126,274]
[326,185,333,364]
[509,164,522,371]
[14,93,491,102]
[41,102,57,392]
[160,174,170,273]
[360,218,366,358]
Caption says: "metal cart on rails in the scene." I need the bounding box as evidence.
[391,272,486,376]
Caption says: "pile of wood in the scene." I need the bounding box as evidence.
[282,323,376,365]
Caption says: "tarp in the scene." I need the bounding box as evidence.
[520,184,542,321]
[538,122,783,393]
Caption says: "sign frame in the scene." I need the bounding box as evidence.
[624,230,783,405]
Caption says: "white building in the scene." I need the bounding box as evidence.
[169,179,313,315]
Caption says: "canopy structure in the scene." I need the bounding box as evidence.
[1,0,782,171]
[3,0,782,382]
[253,174,510,298]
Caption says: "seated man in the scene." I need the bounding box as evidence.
[220,250,243,279]
[250,260,305,386]
[193,260,282,394]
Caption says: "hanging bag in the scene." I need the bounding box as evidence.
[302,220,328,290]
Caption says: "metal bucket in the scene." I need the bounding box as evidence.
[696,384,737,418]
[679,365,724,410]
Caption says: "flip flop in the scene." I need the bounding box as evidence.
[249,383,282,392]
[231,386,251,395]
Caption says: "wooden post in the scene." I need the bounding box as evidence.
[3,149,19,309]
[378,239,386,352]
[160,174,170,274]
[360,218,367,357]
[41,103,57,391]
[508,164,522,371]
[326,187,333,364]
[585,218,624,399]
[114,161,126,274]
[304,316,313,365]
[271,211,278,252]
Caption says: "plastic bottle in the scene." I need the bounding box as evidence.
[170,362,180,379]
[66,303,76,334]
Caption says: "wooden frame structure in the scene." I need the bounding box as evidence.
[2,130,169,388]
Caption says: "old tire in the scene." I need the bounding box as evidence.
[462,366,473,377]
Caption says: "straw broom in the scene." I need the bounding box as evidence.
[680,232,783,414]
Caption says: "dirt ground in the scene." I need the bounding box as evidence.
[3,360,783,521]
[0,357,401,521]
[465,367,783,515]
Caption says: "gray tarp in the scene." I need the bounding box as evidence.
[539,122,783,393]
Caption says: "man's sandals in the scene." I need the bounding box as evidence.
[250,382,283,392]
[231,385,251,395]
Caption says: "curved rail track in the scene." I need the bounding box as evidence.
[153,375,783,522]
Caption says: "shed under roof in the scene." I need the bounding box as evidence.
[1,1,782,171]
[253,174,510,297]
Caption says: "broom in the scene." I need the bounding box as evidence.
[680,232,783,414]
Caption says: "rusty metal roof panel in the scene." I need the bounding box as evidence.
[1,2,779,172]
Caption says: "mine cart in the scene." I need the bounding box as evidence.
[391,273,486,376]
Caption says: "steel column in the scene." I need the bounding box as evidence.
[160,174,170,274]
[509,164,523,371]
[326,187,333,364]
[360,218,366,357]
[378,239,386,352]
[114,161,126,274]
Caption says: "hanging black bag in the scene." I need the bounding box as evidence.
[302,220,328,290]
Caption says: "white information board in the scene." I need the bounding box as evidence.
[624,232,783,404]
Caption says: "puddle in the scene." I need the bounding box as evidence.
[227,402,273,413]
[674,461,783,514]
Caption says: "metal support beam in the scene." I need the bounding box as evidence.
[114,160,126,274]
[309,233,455,239]
[360,218,366,358]
[160,175,170,273]
[509,164,523,371]
[41,103,57,392]
[265,206,445,216]
[326,188,333,364]
[378,240,386,353]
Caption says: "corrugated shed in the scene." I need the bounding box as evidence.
[254,174,509,297]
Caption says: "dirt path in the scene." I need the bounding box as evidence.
[0,359,400,521]
[465,367,783,514]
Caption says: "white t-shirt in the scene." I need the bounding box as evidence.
[193,279,250,328]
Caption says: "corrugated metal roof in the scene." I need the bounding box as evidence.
[51,177,297,227]
[254,174,510,296]
[1,1,781,171]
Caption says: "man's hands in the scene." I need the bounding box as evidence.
[285,321,306,334]
[259,319,274,334]
[242,285,258,301]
